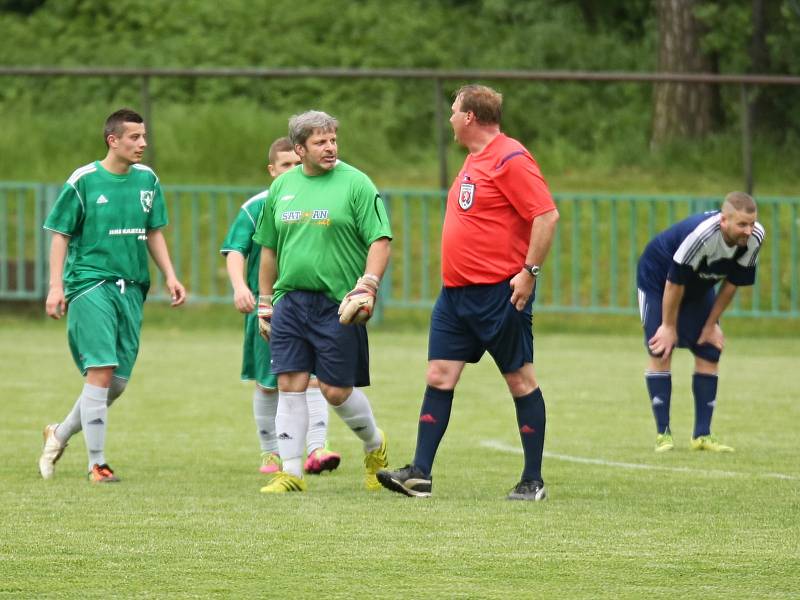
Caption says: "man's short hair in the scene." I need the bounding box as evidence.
[268,136,294,165]
[454,84,503,125]
[104,108,144,147]
[723,191,757,214]
[288,111,338,147]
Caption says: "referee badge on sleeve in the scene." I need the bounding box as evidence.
[458,183,475,210]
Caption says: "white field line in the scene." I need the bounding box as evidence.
[481,440,799,481]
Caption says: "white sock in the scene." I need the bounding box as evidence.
[305,386,329,455]
[253,387,279,454]
[275,391,308,477]
[56,376,127,445]
[80,383,109,470]
[332,388,381,451]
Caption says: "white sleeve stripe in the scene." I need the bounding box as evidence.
[673,216,720,264]
[67,182,85,214]
[42,225,72,236]
[132,163,159,184]
[241,207,257,227]
[66,162,96,185]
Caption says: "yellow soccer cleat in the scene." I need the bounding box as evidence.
[690,435,734,453]
[364,429,388,491]
[259,471,307,494]
[655,431,675,453]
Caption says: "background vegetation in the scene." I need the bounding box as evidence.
[1,0,799,193]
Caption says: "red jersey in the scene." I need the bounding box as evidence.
[441,133,555,287]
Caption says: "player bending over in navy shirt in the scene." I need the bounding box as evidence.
[636,191,765,453]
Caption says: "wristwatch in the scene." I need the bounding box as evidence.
[523,264,541,277]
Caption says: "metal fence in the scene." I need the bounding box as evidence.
[1,182,798,318]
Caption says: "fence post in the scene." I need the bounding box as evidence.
[142,75,155,170]
[740,83,753,195]
[434,78,448,191]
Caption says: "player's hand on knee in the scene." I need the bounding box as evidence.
[257,295,273,340]
[698,323,724,351]
[648,325,677,357]
[338,274,379,325]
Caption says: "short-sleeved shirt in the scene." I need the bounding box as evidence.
[43,161,168,300]
[441,133,556,287]
[637,211,765,301]
[220,190,268,292]
[252,161,392,305]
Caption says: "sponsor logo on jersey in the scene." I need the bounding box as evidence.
[281,209,331,224]
[96,194,109,204]
[458,182,475,210]
[140,190,154,213]
[109,228,146,236]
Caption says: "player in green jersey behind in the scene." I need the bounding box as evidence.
[253,110,391,494]
[220,136,341,476]
[38,108,186,484]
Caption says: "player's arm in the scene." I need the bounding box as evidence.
[510,208,559,311]
[45,233,70,319]
[256,246,278,340]
[146,228,186,306]
[697,280,737,350]
[364,236,391,281]
[225,251,255,314]
[339,237,391,325]
[648,281,685,357]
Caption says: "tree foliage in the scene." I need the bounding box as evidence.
[0,0,797,185]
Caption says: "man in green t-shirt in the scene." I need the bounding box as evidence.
[38,108,186,484]
[220,136,341,477]
[253,110,392,494]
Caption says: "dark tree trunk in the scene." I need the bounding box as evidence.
[651,0,715,147]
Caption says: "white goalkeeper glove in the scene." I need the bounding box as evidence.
[257,295,273,341]
[338,274,379,325]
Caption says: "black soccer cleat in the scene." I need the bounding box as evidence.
[507,479,547,501]
[376,464,432,498]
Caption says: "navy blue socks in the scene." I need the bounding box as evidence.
[412,386,454,477]
[513,387,546,483]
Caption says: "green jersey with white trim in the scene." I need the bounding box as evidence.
[220,189,268,294]
[43,161,168,300]
[252,161,392,304]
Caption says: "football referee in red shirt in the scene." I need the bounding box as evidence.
[378,84,559,501]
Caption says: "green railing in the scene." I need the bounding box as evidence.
[1,182,798,318]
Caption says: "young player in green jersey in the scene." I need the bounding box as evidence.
[38,108,186,483]
[253,111,392,494]
[220,136,341,476]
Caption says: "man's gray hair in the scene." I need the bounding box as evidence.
[288,111,339,147]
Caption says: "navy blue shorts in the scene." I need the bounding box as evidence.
[270,291,370,388]
[428,279,534,374]
[637,286,721,362]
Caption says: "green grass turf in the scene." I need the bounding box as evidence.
[1,322,798,598]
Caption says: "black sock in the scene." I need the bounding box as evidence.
[645,371,672,434]
[692,373,718,438]
[411,386,454,477]
[514,387,546,483]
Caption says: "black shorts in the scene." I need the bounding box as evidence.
[637,286,721,363]
[428,279,534,374]
[270,290,370,387]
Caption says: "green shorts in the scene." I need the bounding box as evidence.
[66,280,144,379]
[241,311,277,389]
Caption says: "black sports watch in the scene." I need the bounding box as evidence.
[523,264,541,277]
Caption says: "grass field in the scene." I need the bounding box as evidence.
[1,321,798,598]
